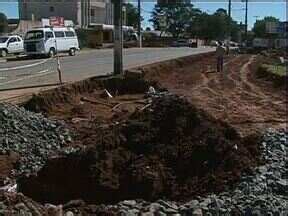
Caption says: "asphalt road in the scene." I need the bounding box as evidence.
[0,47,215,90]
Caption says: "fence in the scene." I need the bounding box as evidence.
[0,56,63,92]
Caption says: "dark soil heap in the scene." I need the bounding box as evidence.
[18,95,261,205]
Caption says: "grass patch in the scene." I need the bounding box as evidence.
[262,64,287,77]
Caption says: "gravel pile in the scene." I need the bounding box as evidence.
[0,103,71,176]
[75,129,286,216]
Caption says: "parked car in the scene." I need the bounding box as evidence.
[210,40,219,47]
[0,35,24,57]
[24,27,80,57]
[172,39,196,48]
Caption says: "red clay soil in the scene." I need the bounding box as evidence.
[0,153,19,184]
[1,52,283,213]
[18,95,261,205]
[144,54,287,136]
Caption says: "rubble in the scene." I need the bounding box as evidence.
[60,129,287,215]
[0,103,71,176]
[0,52,286,215]
[18,94,261,206]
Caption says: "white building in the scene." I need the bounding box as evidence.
[18,0,114,28]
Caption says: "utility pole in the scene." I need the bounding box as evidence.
[227,0,232,52]
[113,0,123,75]
[228,0,232,24]
[138,0,142,48]
[245,0,248,42]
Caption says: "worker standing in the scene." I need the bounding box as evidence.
[216,41,226,73]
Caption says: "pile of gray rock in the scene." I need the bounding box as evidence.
[103,129,287,216]
[0,103,71,176]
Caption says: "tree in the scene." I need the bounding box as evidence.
[149,3,201,38]
[145,27,151,31]
[193,8,239,41]
[252,16,280,38]
[0,13,8,34]
[125,3,143,29]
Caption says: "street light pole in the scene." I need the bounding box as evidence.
[138,0,142,48]
[245,0,248,41]
[228,0,232,21]
[227,0,232,53]
[113,0,123,75]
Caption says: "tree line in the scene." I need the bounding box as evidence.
[126,2,281,42]
[149,3,240,41]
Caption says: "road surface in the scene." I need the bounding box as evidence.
[0,47,215,91]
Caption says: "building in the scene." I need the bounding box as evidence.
[18,0,114,28]
[17,0,134,47]
[157,0,190,4]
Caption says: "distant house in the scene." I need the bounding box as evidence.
[7,19,19,33]
[18,0,114,28]
[17,0,131,46]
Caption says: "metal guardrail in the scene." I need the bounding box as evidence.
[0,57,63,92]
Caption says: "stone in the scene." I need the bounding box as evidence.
[276,179,288,194]
[14,203,27,210]
[164,208,178,214]
[251,209,262,216]
[65,211,74,216]
[122,200,137,207]
[157,200,178,210]
[0,104,71,176]
[141,212,154,216]
[63,200,85,209]
[187,200,199,209]
[149,203,163,212]
[192,208,203,216]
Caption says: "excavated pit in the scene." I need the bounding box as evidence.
[18,75,261,205]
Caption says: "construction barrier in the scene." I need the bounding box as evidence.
[0,56,62,92]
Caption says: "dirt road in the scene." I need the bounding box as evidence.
[145,54,287,136]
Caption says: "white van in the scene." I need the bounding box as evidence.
[24,27,79,57]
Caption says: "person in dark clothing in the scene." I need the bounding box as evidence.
[216,41,226,72]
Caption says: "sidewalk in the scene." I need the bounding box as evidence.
[0,58,7,63]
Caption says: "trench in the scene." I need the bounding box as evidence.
[17,53,262,205]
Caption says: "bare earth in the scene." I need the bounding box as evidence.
[145,54,287,137]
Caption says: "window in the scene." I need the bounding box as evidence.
[54,31,65,38]
[91,9,95,16]
[8,37,17,43]
[49,6,54,12]
[16,37,22,42]
[25,30,44,40]
[0,37,8,43]
[45,32,54,39]
[65,31,75,37]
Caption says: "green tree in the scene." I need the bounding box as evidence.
[0,13,8,34]
[252,16,280,38]
[193,8,239,41]
[125,3,143,29]
[145,27,151,31]
[150,3,201,38]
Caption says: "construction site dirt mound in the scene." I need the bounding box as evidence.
[144,54,287,136]
[18,94,261,205]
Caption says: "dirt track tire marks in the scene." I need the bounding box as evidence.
[187,55,287,135]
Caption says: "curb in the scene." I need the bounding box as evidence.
[0,59,7,63]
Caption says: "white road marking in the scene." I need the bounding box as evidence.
[0,58,51,72]
[0,70,55,86]
[37,69,49,74]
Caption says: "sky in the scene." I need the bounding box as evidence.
[0,0,287,30]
